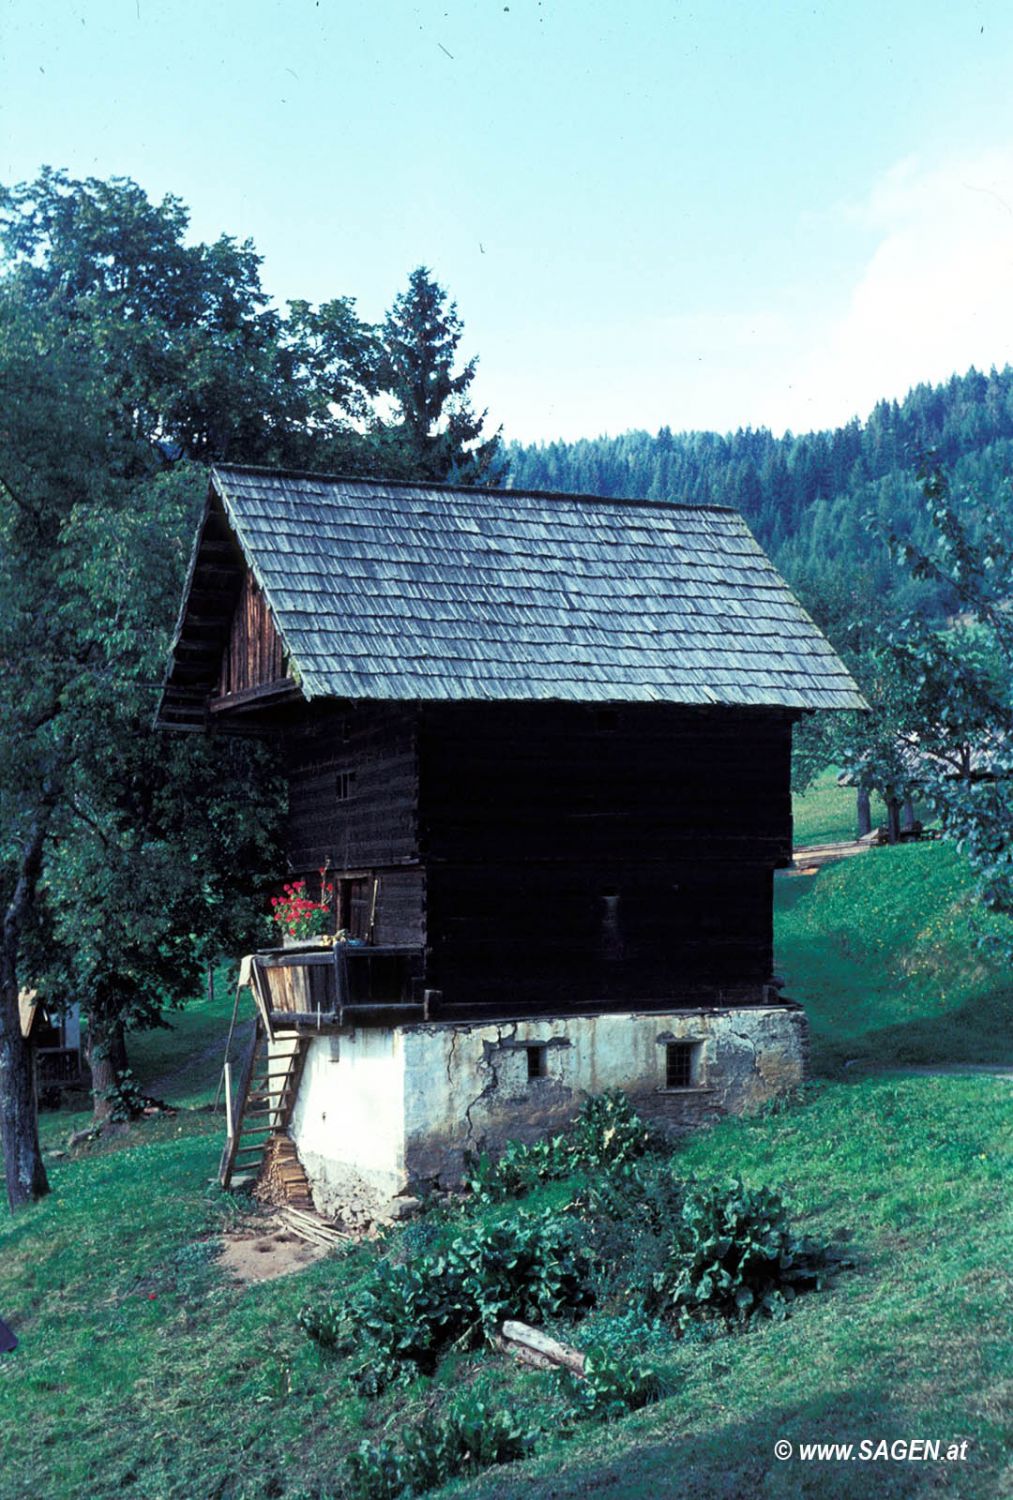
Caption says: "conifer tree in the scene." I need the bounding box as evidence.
[379,266,503,484]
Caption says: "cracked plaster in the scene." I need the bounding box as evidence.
[284,1005,808,1220]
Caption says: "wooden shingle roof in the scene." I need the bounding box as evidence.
[158,464,865,722]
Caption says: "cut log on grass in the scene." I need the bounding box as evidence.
[494,1320,586,1376]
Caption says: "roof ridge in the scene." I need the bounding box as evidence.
[211,462,739,516]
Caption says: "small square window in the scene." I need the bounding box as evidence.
[665,1042,700,1089]
[526,1045,547,1080]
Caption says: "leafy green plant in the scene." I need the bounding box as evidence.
[100,1068,148,1123]
[576,1307,673,1359]
[301,1211,594,1389]
[559,1346,662,1424]
[346,1394,536,1499]
[345,1440,405,1500]
[649,1178,832,1326]
[569,1089,659,1168]
[444,1215,595,1336]
[464,1134,572,1202]
[465,1090,659,1204]
[580,1156,686,1230]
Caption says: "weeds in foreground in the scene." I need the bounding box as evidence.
[303,1094,842,1499]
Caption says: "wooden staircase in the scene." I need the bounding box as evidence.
[219,1022,309,1194]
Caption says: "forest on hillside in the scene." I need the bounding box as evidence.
[508,366,1013,630]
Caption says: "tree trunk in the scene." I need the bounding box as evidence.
[886,795,901,845]
[0,984,49,1210]
[87,1013,129,1123]
[901,797,916,833]
[0,805,54,1211]
[856,786,872,839]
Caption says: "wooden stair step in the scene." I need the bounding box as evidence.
[220,1025,310,1192]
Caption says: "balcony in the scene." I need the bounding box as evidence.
[247,943,426,1031]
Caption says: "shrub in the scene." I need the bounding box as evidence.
[464,1135,572,1203]
[559,1345,663,1423]
[101,1068,148,1122]
[465,1090,659,1204]
[300,1211,595,1389]
[573,1159,689,1305]
[580,1156,686,1230]
[568,1089,659,1168]
[649,1178,832,1327]
[445,1214,595,1335]
[575,1306,673,1361]
[346,1395,536,1500]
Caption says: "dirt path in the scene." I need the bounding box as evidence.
[789,839,871,871]
[147,1016,255,1101]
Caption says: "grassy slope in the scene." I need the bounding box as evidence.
[792,767,873,846]
[776,842,1013,1075]
[126,962,243,1108]
[2,839,1012,1499]
[1,1079,1008,1500]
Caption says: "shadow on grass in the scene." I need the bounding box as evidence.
[810,990,1013,1080]
[474,1384,993,1500]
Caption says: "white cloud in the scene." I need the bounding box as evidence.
[491,147,1013,444]
[764,147,1013,434]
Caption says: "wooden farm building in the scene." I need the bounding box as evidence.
[157,465,862,1218]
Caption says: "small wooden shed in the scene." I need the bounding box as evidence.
[157,466,861,1216]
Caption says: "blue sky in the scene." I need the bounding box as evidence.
[4,1,1013,443]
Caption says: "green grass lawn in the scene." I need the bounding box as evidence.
[791,766,870,846]
[775,841,1013,1076]
[1,1076,1008,1500]
[2,840,1011,1499]
[789,766,925,848]
[126,961,243,1108]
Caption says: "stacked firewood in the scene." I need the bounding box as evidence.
[255,1134,314,1211]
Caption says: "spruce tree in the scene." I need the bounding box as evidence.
[379,266,503,484]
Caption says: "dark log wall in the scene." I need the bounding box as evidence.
[282,705,424,947]
[266,699,794,1012]
[215,570,288,699]
[418,703,793,1012]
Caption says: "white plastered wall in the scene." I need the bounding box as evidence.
[285,1005,807,1220]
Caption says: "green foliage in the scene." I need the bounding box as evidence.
[791,765,891,844]
[99,1068,148,1123]
[648,1178,832,1328]
[574,1160,693,1310]
[0,173,507,1161]
[300,1211,595,1389]
[346,1393,536,1500]
[568,1089,659,1167]
[580,1155,687,1232]
[509,366,1013,626]
[464,1134,573,1202]
[445,1214,595,1335]
[559,1346,663,1424]
[0,167,381,470]
[3,1054,1011,1499]
[465,1090,658,1203]
[379,264,504,483]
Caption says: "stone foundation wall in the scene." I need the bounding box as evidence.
[285,1004,807,1222]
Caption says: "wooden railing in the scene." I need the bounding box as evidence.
[248,944,426,1030]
